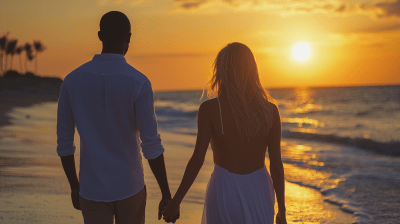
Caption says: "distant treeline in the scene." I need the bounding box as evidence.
[0,32,46,76]
[0,70,62,96]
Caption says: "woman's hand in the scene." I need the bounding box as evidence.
[276,210,287,224]
[162,199,180,223]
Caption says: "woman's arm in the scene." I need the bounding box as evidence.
[267,104,287,223]
[162,101,213,220]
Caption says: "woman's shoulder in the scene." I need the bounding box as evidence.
[200,98,218,109]
[267,101,280,123]
[268,101,279,112]
[198,98,219,116]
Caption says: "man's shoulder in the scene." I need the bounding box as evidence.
[63,58,151,90]
[63,61,92,81]
[121,63,150,83]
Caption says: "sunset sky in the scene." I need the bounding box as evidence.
[1,0,400,90]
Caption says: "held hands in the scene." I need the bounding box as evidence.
[162,198,180,223]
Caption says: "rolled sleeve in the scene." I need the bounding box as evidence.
[57,81,76,157]
[135,81,164,160]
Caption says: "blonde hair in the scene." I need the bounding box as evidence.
[207,42,275,141]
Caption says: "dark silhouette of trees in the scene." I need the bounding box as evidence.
[6,39,18,70]
[15,46,24,73]
[24,43,34,73]
[0,32,46,76]
[33,40,46,74]
[0,34,8,75]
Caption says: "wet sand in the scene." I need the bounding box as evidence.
[0,95,58,127]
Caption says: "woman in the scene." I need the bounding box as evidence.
[163,43,287,224]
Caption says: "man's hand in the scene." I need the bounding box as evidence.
[71,189,81,210]
[148,154,173,220]
[158,197,171,220]
[60,155,80,210]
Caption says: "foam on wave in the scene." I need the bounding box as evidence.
[282,130,400,156]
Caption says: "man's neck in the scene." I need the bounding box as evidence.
[101,48,124,55]
[101,43,126,55]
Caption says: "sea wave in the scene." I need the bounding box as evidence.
[291,109,333,116]
[156,106,400,156]
[155,107,198,118]
[282,130,400,156]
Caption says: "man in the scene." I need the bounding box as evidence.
[57,11,178,223]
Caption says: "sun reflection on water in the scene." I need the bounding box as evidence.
[282,117,322,128]
[278,87,324,116]
[278,142,342,190]
[289,128,318,133]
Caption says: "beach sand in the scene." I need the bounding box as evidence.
[0,100,354,224]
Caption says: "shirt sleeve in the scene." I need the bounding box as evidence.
[135,80,165,160]
[56,80,76,157]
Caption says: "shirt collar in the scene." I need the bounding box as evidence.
[93,53,126,61]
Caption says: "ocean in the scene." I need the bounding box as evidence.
[153,85,400,224]
[0,85,399,224]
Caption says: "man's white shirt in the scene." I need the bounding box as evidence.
[57,53,164,202]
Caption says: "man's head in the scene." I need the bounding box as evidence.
[98,11,131,55]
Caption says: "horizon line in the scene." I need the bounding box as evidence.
[154,82,400,92]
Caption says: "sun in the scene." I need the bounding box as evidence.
[292,42,311,62]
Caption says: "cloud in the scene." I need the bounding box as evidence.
[172,0,351,14]
[174,0,209,9]
[335,3,347,13]
[183,1,209,9]
[359,0,400,19]
[360,23,400,33]
[171,0,400,22]
[373,0,400,18]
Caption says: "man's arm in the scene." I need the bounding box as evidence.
[147,154,172,220]
[135,80,172,220]
[61,155,80,210]
[57,80,80,210]
[147,154,171,199]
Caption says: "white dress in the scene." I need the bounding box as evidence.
[201,98,275,224]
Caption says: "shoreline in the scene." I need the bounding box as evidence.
[0,94,59,127]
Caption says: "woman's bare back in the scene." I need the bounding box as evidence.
[207,96,272,174]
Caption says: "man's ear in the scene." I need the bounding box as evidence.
[98,31,103,42]
[126,33,131,44]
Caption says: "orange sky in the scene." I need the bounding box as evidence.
[1,0,400,90]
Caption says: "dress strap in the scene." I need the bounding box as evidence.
[217,98,224,135]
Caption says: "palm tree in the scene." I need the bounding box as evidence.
[6,39,18,71]
[33,40,45,74]
[24,43,34,73]
[15,46,24,73]
[0,34,8,74]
